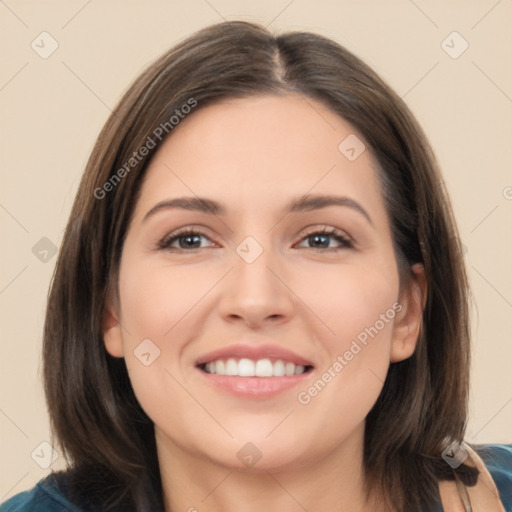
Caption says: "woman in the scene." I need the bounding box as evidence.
[1,20,511,512]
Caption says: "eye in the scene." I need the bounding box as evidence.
[157,226,354,252]
[158,229,215,251]
[295,227,354,252]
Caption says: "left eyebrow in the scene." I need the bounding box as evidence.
[285,193,373,226]
[142,193,373,226]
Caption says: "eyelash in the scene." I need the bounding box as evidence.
[157,226,354,253]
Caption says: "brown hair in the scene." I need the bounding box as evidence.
[43,20,472,511]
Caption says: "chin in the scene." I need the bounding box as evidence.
[198,430,314,472]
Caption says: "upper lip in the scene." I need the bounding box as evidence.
[195,343,314,367]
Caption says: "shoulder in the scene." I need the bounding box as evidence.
[0,472,85,512]
[474,443,512,508]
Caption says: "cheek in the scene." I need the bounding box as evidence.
[115,257,218,429]
[293,260,399,418]
[118,258,206,341]
[302,255,399,348]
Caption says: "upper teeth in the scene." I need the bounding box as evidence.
[204,358,307,377]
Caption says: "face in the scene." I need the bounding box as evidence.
[103,93,425,472]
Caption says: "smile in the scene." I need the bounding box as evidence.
[200,358,313,377]
[195,343,315,398]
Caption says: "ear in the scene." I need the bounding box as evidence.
[390,263,427,363]
[102,298,125,358]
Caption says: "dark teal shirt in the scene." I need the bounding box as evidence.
[2,444,511,511]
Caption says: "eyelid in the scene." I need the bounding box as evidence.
[298,225,353,243]
[294,225,354,251]
[157,224,355,252]
[157,226,218,251]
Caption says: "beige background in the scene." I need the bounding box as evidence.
[1,0,511,500]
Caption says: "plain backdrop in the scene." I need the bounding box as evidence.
[1,0,511,500]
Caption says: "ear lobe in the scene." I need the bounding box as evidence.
[102,301,125,358]
[390,263,427,363]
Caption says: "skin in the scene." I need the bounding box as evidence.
[102,93,427,512]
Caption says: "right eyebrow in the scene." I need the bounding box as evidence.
[143,197,223,223]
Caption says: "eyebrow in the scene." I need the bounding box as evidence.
[142,193,373,225]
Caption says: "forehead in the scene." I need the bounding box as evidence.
[133,93,385,222]
[156,93,364,163]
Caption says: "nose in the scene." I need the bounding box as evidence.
[217,244,295,329]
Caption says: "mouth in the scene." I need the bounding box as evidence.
[195,344,315,399]
[198,358,314,377]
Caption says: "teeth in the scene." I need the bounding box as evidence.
[238,358,255,377]
[285,362,295,376]
[225,358,238,376]
[294,365,305,375]
[255,359,273,377]
[273,360,285,377]
[203,358,309,377]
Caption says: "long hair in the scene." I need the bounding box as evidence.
[43,20,472,511]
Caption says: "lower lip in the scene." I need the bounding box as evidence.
[196,367,313,399]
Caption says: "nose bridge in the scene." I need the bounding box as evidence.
[217,231,294,325]
[237,242,275,288]
[234,233,282,299]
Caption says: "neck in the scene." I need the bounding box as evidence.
[156,424,386,512]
